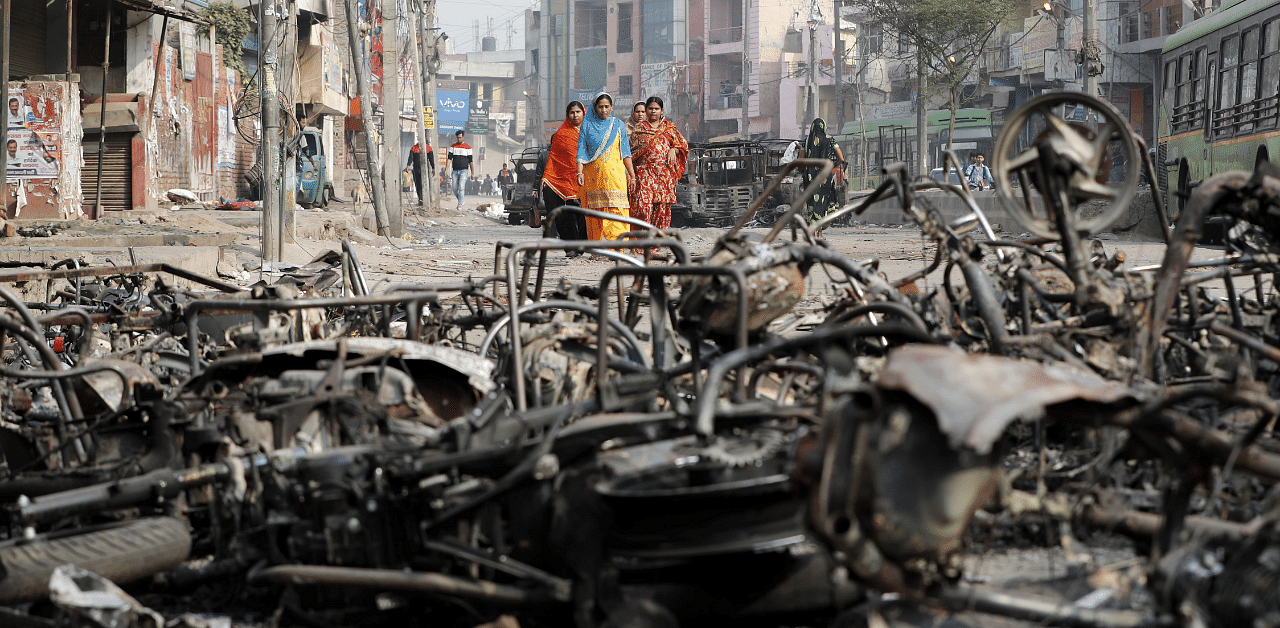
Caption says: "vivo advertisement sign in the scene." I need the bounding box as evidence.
[437,91,470,132]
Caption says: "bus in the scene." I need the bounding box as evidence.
[1158,0,1280,218]
[834,108,998,190]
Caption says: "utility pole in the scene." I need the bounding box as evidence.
[834,0,843,131]
[1,0,9,216]
[383,0,404,237]
[280,0,298,245]
[807,18,818,128]
[915,48,927,177]
[409,2,433,211]
[424,13,439,211]
[1083,0,1099,98]
[343,0,392,236]
[261,0,282,262]
[740,0,750,139]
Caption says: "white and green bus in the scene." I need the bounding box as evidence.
[1158,0,1280,216]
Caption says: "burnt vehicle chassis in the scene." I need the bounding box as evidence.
[4,92,1280,628]
[503,146,550,226]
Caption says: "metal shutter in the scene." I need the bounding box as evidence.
[82,133,133,212]
[10,0,47,78]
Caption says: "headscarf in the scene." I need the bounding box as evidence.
[804,118,835,162]
[632,117,689,180]
[542,104,583,199]
[802,118,836,186]
[577,95,632,164]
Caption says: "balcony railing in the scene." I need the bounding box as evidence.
[710,93,743,109]
[708,26,743,45]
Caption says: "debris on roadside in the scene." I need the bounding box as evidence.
[0,92,1278,628]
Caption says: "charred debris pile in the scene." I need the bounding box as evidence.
[0,93,1277,628]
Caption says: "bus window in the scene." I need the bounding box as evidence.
[1242,28,1259,105]
[1178,55,1191,108]
[1221,35,1239,113]
[1165,60,1177,110]
[1194,48,1206,102]
[1264,22,1280,100]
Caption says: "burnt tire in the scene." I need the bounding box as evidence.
[0,517,191,603]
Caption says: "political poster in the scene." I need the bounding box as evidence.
[6,89,61,179]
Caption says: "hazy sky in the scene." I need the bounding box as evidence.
[434,0,533,53]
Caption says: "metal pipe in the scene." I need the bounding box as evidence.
[93,3,112,218]
[250,562,552,605]
[1083,504,1250,542]
[147,15,169,134]
[935,586,1175,628]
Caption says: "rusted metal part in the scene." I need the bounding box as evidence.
[1139,172,1252,376]
[878,345,1135,454]
[1083,504,1252,542]
[248,564,553,605]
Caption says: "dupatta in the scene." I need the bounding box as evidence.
[542,114,582,199]
[577,100,631,164]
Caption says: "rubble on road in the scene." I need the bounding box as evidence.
[1,93,1279,628]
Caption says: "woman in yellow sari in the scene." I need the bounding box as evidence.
[575,94,637,241]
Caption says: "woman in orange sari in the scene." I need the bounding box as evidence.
[629,96,688,229]
[542,101,586,255]
[576,94,637,241]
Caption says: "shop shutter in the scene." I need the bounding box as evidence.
[10,0,48,78]
[82,133,133,212]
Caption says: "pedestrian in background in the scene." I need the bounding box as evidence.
[629,96,688,230]
[543,101,587,255]
[407,140,434,205]
[966,153,993,191]
[446,130,475,209]
[799,118,844,234]
[576,93,636,241]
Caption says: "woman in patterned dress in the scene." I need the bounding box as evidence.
[576,94,637,241]
[800,118,845,233]
[629,96,689,229]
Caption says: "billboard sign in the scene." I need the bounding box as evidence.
[437,90,469,133]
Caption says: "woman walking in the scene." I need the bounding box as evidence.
[629,96,688,229]
[627,102,646,137]
[800,118,845,233]
[576,94,637,241]
[542,101,587,255]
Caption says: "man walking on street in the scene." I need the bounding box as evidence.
[965,153,994,191]
[447,130,475,209]
[407,140,434,206]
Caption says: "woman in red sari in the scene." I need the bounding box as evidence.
[629,96,689,230]
[542,101,587,254]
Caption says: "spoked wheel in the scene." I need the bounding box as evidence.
[992,92,1141,239]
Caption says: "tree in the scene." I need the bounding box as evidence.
[851,0,1017,175]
